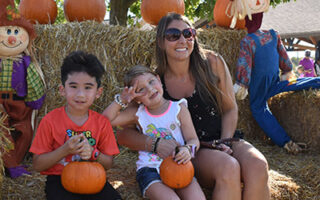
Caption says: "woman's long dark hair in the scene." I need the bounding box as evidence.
[155,13,222,113]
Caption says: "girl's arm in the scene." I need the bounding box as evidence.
[102,101,137,127]
[209,52,238,139]
[102,85,144,126]
[175,104,200,164]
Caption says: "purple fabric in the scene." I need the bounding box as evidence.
[11,55,30,97]
[245,13,263,34]
[299,58,316,77]
[26,94,46,110]
[7,165,31,178]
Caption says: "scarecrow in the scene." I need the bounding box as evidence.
[0,0,45,178]
[232,0,320,154]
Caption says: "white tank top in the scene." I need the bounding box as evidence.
[135,99,187,171]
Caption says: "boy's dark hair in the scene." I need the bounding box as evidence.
[61,51,105,87]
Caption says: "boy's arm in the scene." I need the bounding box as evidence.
[94,153,114,170]
[33,134,85,172]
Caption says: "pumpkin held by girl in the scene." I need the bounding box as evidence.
[159,156,194,189]
[0,0,45,178]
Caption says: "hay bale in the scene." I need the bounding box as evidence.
[0,112,14,196]
[2,140,320,199]
[237,89,320,151]
[32,21,246,119]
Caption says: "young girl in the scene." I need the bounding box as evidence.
[103,65,205,200]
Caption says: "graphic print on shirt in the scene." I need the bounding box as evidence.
[59,129,96,165]
[145,123,173,162]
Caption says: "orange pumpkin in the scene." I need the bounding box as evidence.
[61,161,106,194]
[18,0,57,24]
[141,0,185,25]
[159,156,194,189]
[64,0,106,22]
[213,0,246,29]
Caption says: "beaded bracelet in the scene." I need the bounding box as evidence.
[150,137,157,153]
[153,138,161,153]
[114,94,128,109]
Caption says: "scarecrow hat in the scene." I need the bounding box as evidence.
[245,12,263,34]
[0,0,36,40]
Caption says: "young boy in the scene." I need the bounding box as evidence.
[29,51,121,200]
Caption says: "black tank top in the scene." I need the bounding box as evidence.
[161,77,222,141]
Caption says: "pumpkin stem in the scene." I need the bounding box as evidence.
[256,0,261,5]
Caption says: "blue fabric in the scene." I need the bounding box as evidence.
[248,29,320,147]
[136,167,161,197]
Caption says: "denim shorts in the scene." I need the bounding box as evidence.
[136,167,161,197]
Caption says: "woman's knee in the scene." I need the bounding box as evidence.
[244,156,269,183]
[216,156,241,182]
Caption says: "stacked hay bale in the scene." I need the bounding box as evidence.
[33,21,246,118]
[33,21,320,151]
[0,112,13,196]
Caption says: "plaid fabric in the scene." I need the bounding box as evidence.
[0,59,14,91]
[0,59,44,101]
[25,63,45,102]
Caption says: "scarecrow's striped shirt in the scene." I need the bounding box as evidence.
[0,59,45,102]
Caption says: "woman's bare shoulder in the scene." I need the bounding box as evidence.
[204,50,225,74]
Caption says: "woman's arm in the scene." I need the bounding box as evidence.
[117,126,179,159]
[208,52,238,139]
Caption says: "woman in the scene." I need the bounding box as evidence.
[117,13,269,200]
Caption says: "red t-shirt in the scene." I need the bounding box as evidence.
[30,107,120,175]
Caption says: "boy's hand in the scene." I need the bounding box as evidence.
[64,134,84,155]
[64,135,93,160]
[174,146,191,164]
[78,136,93,160]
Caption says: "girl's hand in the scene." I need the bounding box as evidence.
[120,80,147,104]
[174,146,191,164]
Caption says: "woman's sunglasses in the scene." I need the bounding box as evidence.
[164,28,196,42]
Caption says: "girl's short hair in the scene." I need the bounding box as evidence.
[124,65,157,87]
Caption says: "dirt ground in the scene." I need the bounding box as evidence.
[1,139,320,200]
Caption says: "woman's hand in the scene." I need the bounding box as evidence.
[217,143,233,155]
[156,139,179,159]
